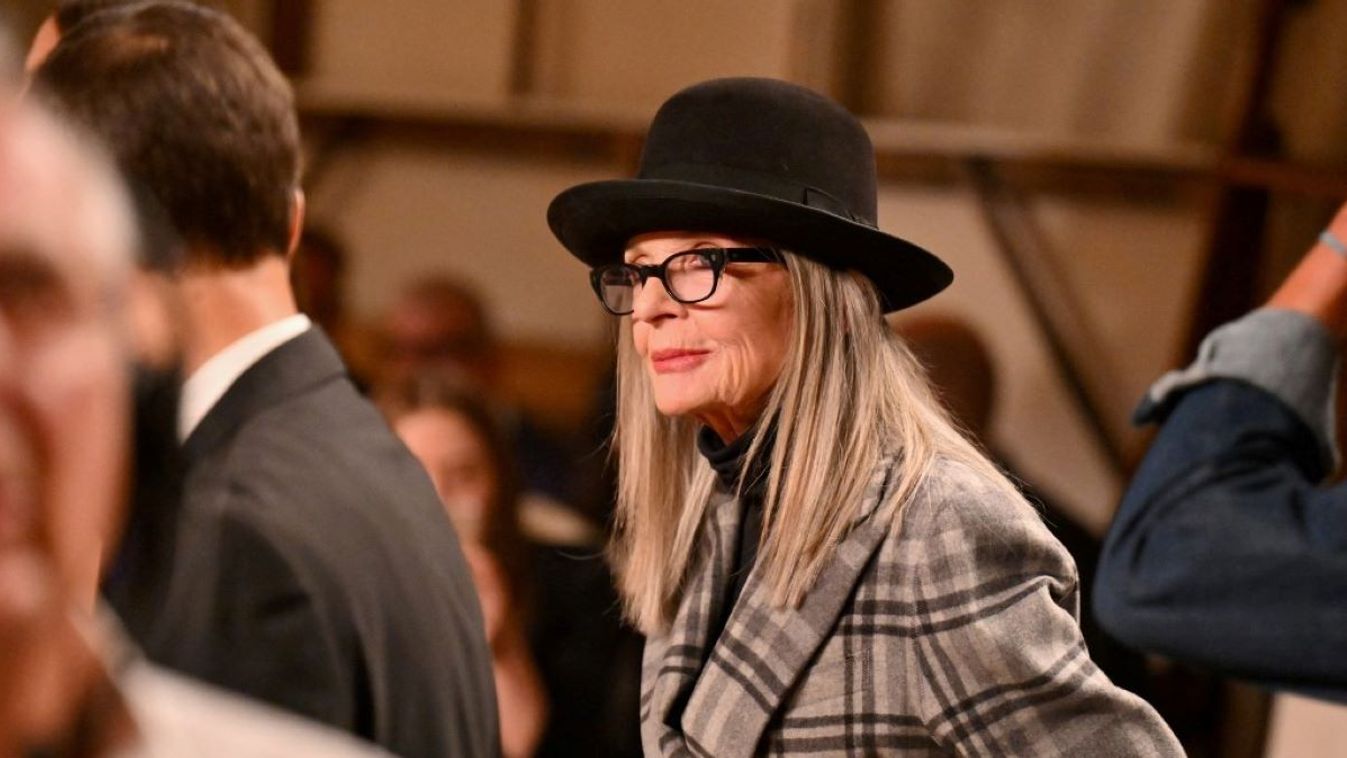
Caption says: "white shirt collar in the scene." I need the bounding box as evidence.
[178,314,312,441]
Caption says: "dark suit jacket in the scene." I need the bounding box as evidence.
[111,329,497,758]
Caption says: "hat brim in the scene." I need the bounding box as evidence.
[547,179,952,312]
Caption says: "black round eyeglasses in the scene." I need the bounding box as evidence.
[589,247,782,316]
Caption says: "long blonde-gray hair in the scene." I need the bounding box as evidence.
[611,250,1022,634]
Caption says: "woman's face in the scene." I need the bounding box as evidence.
[395,407,498,542]
[625,231,793,441]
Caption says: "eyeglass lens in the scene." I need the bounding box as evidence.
[599,251,719,313]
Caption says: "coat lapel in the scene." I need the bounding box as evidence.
[641,488,740,757]
[659,456,900,758]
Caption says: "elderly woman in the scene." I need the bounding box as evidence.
[547,78,1180,756]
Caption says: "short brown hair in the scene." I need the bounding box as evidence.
[35,2,300,266]
[54,0,146,33]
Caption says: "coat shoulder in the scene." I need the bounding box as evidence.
[879,455,1079,593]
[900,456,1042,531]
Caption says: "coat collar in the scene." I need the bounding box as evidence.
[180,328,347,464]
[642,455,900,757]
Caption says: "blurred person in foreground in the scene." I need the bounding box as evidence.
[31,4,498,755]
[0,88,383,758]
[546,77,1181,755]
[1096,199,1347,699]
[381,276,584,515]
[382,373,643,758]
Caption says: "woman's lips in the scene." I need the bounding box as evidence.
[650,349,710,374]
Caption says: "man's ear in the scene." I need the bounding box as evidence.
[285,188,306,262]
[24,15,61,74]
[125,270,181,369]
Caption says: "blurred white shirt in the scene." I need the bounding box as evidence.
[113,659,389,758]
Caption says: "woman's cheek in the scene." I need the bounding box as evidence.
[631,323,650,359]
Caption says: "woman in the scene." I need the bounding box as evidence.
[546,78,1181,756]
[380,376,548,758]
[381,375,642,758]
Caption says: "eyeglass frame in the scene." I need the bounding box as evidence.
[588,246,783,316]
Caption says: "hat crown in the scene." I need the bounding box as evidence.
[637,78,879,226]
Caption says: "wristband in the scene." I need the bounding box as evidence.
[1320,230,1347,258]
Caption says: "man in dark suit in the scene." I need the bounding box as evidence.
[32,5,498,756]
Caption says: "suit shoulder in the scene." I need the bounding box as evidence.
[230,377,389,451]
[207,380,431,509]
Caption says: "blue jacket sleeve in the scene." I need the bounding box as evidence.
[1094,378,1347,688]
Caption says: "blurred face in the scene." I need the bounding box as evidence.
[382,296,491,391]
[0,108,131,606]
[625,231,793,441]
[395,407,498,543]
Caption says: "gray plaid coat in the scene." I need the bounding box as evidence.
[640,456,1183,756]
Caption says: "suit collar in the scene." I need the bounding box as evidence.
[180,328,347,464]
[178,314,312,441]
[643,455,899,757]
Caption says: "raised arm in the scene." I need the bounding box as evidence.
[1095,202,1347,687]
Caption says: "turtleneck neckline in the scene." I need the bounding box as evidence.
[696,420,774,497]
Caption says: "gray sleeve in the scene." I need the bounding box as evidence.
[1137,308,1340,468]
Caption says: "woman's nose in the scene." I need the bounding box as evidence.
[629,276,681,323]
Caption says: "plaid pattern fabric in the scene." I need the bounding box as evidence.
[641,457,1182,757]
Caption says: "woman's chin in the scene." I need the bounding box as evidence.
[651,393,706,421]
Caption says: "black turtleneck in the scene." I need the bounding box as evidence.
[696,423,773,639]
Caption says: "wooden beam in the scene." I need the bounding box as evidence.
[297,91,1347,210]
[1219,156,1347,198]
[509,0,540,97]
[295,92,1229,192]
[267,0,313,76]
[833,0,878,113]
[965,158,1136,476]
[1180,0,1295,357]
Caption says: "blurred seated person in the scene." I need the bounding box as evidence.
[382,373,642,758]
[0,83,382,758]
[289,226,379,386]
[895,314,1151,697]
[1095,200,1347,699]
[381,275,583,514]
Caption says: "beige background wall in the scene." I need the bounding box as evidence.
[861,0,1248,143]
[308,141,609,348]
[304,1,519,106]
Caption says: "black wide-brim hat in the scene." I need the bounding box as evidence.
[547,77,952,312]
